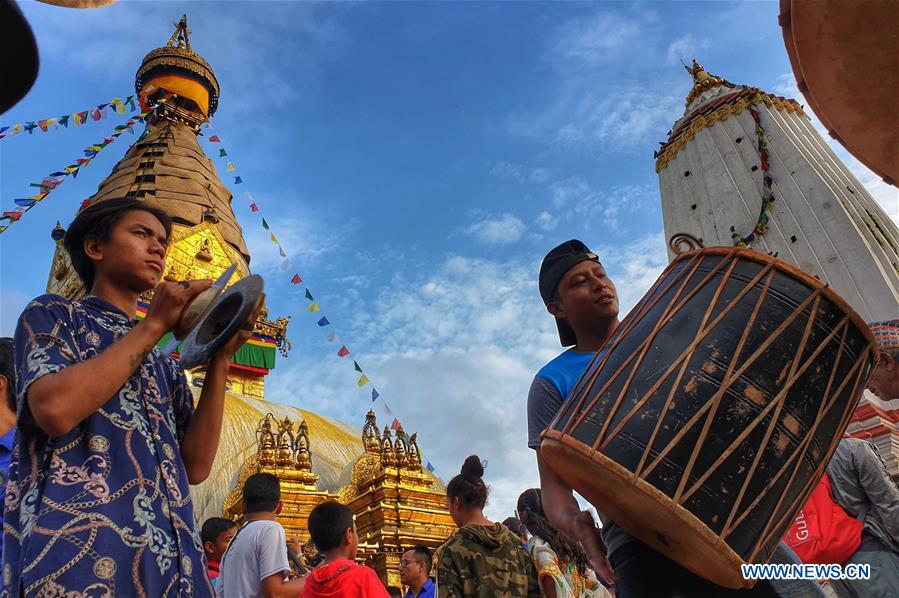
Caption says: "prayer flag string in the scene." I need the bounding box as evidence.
[0,95,173,235]
[201,122,436,474]
[731,104,776,248]
[0,95,138,143]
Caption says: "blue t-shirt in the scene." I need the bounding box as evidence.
[526,349,597,449]
[526,347,634,558]
[405,577,435,598]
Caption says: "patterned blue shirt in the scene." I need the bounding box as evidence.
[3,294,212,597]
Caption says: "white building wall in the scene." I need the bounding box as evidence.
[659,100,899,323]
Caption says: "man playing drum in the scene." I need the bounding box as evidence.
[527,239,823,597]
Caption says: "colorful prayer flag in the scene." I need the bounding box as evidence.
[250,204,259,212]
[305,289,314,301]
[357,374,369,387]
[234,176,242,184]
[14,199,36,207]
[291,274,302,284]
[269,232,279,245]
[58,115,70,128]
[371,388,380,402]
[317,316,330,326]
[308,302,321,313]
[337,345,350,357]
[326,331,337,343]
[209,135,221,142]
[219,149,228,157]
[2,212,23,222]
[391,418,400,431]
[353,361,362,372]
[245,192,252,200]
[426,462,435,473]
[262,218,270,230]
[278,246,286,258]
[226,162,235,172]
[280,259,291,271]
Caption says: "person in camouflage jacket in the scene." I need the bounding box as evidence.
[435,455,541,597]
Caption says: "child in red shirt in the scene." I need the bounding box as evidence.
[303,501,389,598]
[201,517,237,590]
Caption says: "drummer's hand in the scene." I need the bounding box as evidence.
[572,510,617,584]
[144,280,213,335]
[212,293,266,364]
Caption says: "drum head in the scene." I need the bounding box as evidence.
[179,275,263,369]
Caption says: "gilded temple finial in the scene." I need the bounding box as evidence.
[294,420,313,472]
[684,58,710,84]
[381,426,396,468]
[276,417,295,467]
[136,13,220,123]
[166,15,193,51]
[363,411,380,452]
[407,433,422,471]
[257,413,277,467]
[682,58,734,109]
[394,427,408,468]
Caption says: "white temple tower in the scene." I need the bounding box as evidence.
[656,61,899,478]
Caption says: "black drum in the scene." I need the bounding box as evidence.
[540,247,876,588]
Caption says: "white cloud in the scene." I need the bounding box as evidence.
[557,89,682,147]
[666,34,708,66]
[490,161,527,183]
[530,168,552,184]
[549,178,658,232]
[266,240,669,520]
[463,214,527,246]
[552,12,643,65]
[771,72,802,101]
[535,211,557,231]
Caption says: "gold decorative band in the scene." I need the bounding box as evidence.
[656,92,804,172]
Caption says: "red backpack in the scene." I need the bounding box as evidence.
[783,471,863,564]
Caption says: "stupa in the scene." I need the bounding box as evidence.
[656,60,899,478]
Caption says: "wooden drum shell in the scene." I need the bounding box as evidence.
[540,247,875,589]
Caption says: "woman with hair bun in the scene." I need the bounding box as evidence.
[435,456,541,597]
[517,489,611,598]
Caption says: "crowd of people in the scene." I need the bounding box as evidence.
[0,199,896,597]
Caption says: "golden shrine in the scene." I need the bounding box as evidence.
[43,16,454,585]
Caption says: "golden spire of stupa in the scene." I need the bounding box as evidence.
[682,58,734,108]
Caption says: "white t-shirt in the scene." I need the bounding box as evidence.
[215,519,290,598]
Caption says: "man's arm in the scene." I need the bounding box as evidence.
[180,295,264,484]
[27,282,210,437]
[853,441,899,543]
[536,451,616,582]
[261,572,304,598]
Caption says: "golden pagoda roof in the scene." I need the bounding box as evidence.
[190,391,365,524]
[88,119,250,263]
[136,15,220,116]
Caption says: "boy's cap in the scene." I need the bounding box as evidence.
[539,240,599,347]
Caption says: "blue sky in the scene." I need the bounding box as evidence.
[2,0,896,519]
